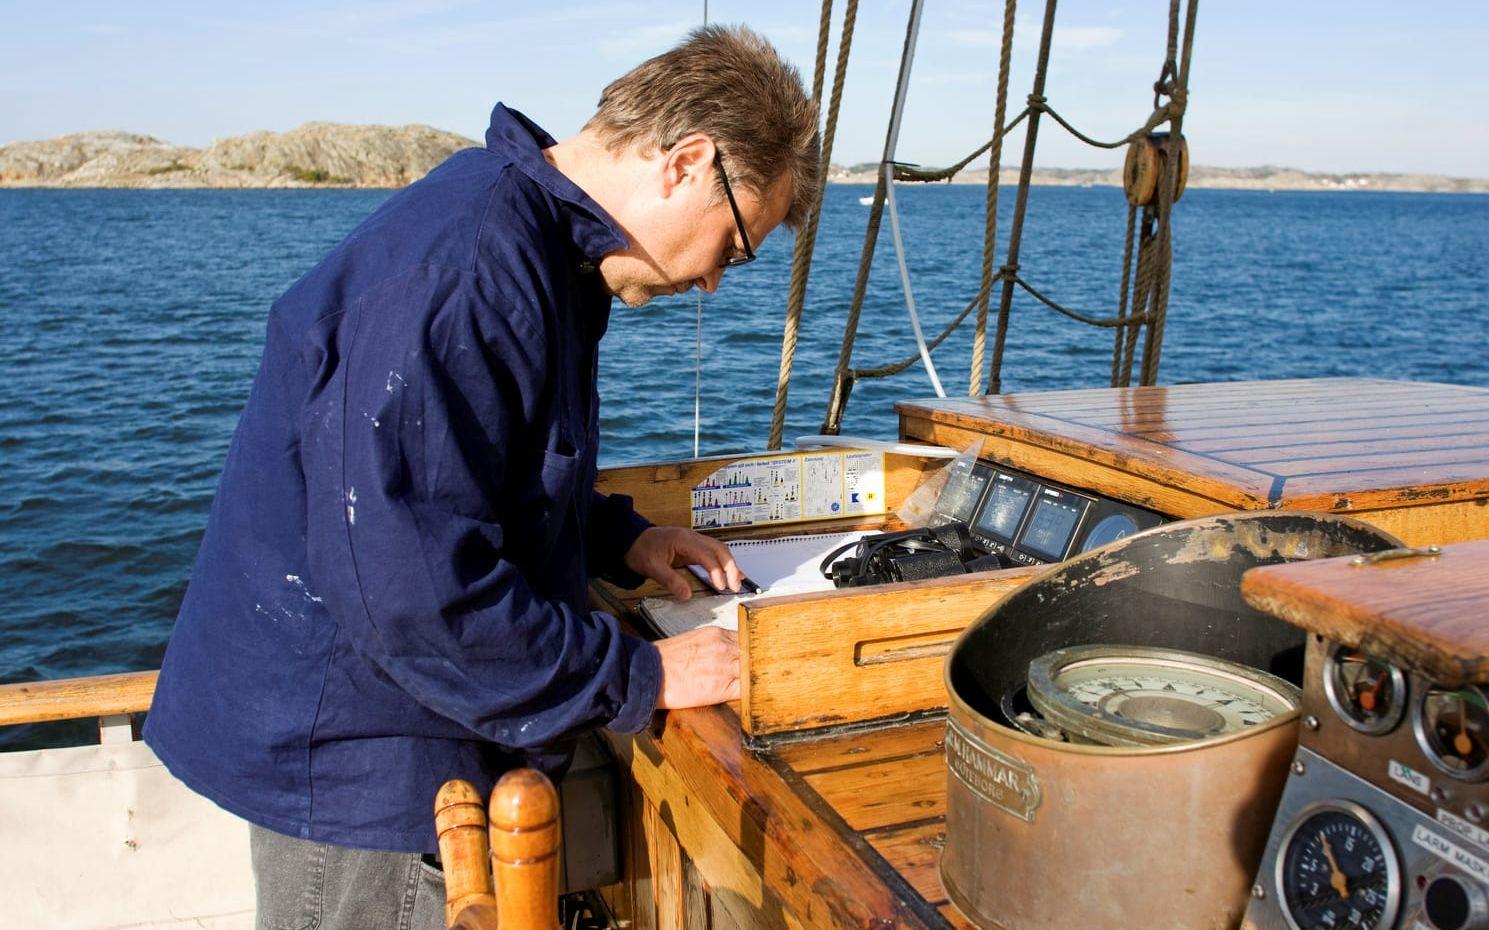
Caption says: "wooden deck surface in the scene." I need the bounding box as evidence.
[897,377,1489,515]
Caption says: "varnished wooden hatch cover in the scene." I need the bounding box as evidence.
[897,377,1489,514]
[1242,539,1489,686]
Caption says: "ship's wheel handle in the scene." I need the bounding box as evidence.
[436,770,561,930]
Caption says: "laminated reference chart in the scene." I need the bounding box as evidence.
[690,450,886,529]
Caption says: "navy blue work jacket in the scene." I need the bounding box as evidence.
[144,104,662,853]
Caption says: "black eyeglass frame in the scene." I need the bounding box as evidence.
[713,151,757,268]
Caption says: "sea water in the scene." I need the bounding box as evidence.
[1,184,1486,749]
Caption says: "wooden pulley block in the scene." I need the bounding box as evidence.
[1123,132,1189,206]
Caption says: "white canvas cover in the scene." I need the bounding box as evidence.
[0,736,254,929]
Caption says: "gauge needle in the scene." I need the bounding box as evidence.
[1455,698,1474,758]
[1358,669,1387,712]
[1319,833,1350,899]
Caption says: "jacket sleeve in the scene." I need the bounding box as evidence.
[299,266,661,746]
[586,490,652,588]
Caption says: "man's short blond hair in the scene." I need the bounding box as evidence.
[586,25,820,230]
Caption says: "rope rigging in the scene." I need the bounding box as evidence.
[784,0,1198,439]
[767,0,861,449]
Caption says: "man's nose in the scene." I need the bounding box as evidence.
[698,269,723,293]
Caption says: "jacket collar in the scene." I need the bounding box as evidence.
[485,103,630,262]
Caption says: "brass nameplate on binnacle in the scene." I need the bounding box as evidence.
[945,718,1042,822]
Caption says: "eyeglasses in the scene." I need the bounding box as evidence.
[714,151,757,268]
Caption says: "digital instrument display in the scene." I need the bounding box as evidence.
[973,473,1035,542]
[1017,489,1089,561]
[934,459,1161,566]
[936,461,992,525]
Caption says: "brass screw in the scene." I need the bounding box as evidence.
[1291,760,1307,776]
[1304,715,1320,731]
[1252,884,1266,900]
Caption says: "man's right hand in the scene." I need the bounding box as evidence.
[654,626,740,709]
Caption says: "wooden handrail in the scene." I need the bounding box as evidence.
[0,670,157,727]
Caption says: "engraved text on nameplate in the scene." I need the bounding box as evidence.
[945,718,1043,823]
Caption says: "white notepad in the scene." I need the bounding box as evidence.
[639,530,872,636]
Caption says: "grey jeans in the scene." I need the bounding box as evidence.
[250,823,447,930]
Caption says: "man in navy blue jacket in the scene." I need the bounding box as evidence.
[144,25,819,929]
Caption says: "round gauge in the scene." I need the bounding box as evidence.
[1025,644,1302,747]
[1323,644,1407,734]
[1077,514,1140,553]
[1413,683,1489,781]
[1275,801,1400,930]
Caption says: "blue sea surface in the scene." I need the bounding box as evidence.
[1,184,1486,748]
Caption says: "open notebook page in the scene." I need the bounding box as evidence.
[639,530,872,637]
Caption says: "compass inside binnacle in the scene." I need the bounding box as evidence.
[1022,644,1303,747]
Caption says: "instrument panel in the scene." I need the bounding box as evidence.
[1243,638,1489,930]
[932,459,1164,566]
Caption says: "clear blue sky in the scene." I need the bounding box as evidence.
[3,0,1485,176]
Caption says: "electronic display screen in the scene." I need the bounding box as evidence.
[1017,492,1088,561]
[974,474,1035,541]
[935,462,991,524]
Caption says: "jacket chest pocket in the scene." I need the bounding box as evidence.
[522,446,580,563]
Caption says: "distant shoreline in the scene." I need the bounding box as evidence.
[5,181,1486,196]
[3,125,1485,194]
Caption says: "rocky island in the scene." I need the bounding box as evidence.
[0,124,477,189]
[2,124,1485,194]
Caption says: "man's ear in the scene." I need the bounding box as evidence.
[659,133,716,200]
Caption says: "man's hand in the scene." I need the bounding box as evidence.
[655,626,740,709]
[624,526,741,600]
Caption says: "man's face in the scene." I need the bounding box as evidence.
[599,139,793,308]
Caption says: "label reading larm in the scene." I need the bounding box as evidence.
[1413,825,1489,883]
[1390,760,1431,795]
[1438,808,1489,852]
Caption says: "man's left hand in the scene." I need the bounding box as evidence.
[623,526,741,600]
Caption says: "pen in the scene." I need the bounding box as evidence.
[686,563,764,595]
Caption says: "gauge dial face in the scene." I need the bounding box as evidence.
[1026,645,1301,746]
[1277,804,1399,930]
[1414,684,1489,781]
[1077,513,1139,553]
[1323,645,1407,734]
